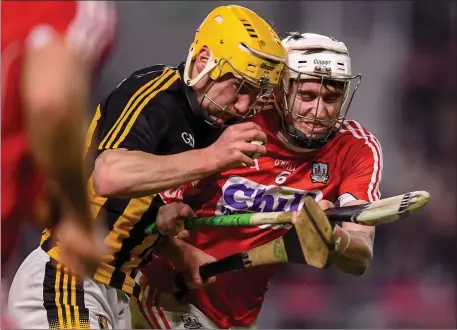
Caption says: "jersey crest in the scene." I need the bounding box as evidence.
[310,162,329,184]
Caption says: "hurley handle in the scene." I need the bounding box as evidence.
[173,254,247,300]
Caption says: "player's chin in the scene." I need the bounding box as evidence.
[296,124,331,140]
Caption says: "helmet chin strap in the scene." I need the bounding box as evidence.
[183,50,227,129]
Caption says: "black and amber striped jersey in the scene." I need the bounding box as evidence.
[40,62,216,301]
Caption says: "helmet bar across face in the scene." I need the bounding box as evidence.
[199,58,276,129]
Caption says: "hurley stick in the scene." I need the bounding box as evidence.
[145,191,430,235]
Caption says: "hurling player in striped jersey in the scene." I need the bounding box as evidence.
[135,32,383,329]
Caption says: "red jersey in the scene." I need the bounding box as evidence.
[145,101,383,328]
[1,1,116,265]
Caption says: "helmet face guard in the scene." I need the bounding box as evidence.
[280,32,362,148]
[281,69,361,148]
[182,5,286,129]
[196,57,276,129]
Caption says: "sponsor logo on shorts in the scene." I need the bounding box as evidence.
[181,313,203,329]
[98,315,109,329]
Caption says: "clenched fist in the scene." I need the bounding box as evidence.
[204,122,267,170]
[156,202,195,240]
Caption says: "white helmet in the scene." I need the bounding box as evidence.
[282,32,353,90]
[279,32,362,149]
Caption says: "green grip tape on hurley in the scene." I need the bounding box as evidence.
[186,213,255,229]
[145,223,159,235]
[144,213,255,235]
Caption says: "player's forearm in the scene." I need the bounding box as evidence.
[34,117,92,222]
[332,225,374,276]
[93,148,216,198]
[23,40,93,225]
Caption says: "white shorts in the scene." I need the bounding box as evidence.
[131,271,258,329]
[7,247,131,329]
[2,281,18,329]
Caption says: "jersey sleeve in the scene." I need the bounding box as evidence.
[24,1,117,69]
[338,134,383,205]
[97,99,172,154]
[95,68,181,154]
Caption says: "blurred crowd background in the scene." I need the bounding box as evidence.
[4,1,456,328]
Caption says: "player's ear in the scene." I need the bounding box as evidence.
[194,47,210,73]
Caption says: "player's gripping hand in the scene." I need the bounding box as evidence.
[205,122,267,170]
[154,203,216,289]
[170,237,217,290]
[156,202,193,240]
[307,199,350,263]
[154,237,217,290]
[317,199,336,211]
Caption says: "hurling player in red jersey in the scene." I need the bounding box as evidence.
[2,0,115,327]
[133,32,383,329]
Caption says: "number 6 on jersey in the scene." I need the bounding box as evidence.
[275,171,291,185]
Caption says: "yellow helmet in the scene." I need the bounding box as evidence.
[183,5,286,89]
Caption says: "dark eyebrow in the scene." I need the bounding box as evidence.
[296,89,317,95]
[324,89,343,95]
[323,81,345,92]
